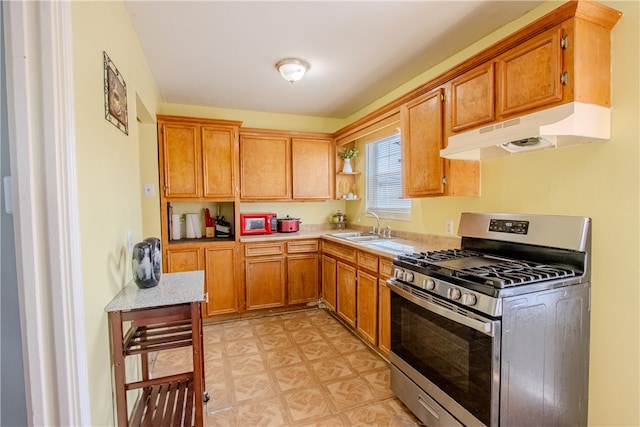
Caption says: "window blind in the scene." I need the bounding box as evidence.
[365,133,411,215]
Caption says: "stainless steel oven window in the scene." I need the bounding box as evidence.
[391,291,498,426]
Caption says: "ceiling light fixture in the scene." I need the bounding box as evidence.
[275,58,310,83]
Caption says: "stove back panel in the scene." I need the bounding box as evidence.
[458,213,591,252]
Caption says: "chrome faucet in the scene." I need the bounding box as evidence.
[358,211,381,235]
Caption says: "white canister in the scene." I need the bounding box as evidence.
[186,213,202,238]
[171,214,181,240]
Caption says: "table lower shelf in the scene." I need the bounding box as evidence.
[129,373,195,427]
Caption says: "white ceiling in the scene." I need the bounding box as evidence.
[124,1,543,119]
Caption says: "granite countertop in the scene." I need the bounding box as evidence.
[105,270,205,312]
[240,228,460,258]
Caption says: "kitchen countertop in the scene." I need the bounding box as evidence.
[240,228,460,258]
[105,270,205,312]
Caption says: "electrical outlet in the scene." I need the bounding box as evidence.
[144,183,155,197]
[445,220,454,235]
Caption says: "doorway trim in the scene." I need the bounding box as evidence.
[3,1,91,424]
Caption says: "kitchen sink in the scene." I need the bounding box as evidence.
[363,240,415,254]
[329,232,364,238]
[329,232,386,242]
[345,235,385,242]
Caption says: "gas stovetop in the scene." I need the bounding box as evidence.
[388,213,592,317]
[396,249,577,288]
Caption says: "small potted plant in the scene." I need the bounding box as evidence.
[338,147,358,173]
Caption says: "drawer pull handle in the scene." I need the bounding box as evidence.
[418,395,439,419]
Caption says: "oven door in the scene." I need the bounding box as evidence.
[390,281,501,427]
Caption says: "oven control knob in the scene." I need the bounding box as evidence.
[424,278,436,291]
[461,293,478,306]
[403,272,414,282]
[394,268,404,279]
[448,288,462,300]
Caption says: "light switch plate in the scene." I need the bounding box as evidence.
[144,183,155,197]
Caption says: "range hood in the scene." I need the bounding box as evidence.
[441,102,611,160]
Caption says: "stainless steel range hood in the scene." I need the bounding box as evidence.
[441,102,611,160]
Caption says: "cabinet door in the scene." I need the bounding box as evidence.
[291,138,333,200]
[166,247,202,272]
[336,262,357,328]
[204,244,238,317]
[450,62,495,132]
[357,270,378,345]
[161,123,201,198]
[497,27,563,117]
[202,125,237,199]
[287,254,319,305]
[245,257,286,310]
[240,134,290,200]
[401,88,445,198]
[321,255,337,312]
[378,279,391,355]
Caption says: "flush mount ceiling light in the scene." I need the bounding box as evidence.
[275,58,310,83]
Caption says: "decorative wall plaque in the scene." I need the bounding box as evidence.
[103,52,128,135]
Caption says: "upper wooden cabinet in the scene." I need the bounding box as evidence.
[291,138,334,200]
[160,122,201,198]
[202,125,238,199]
[240,133,291,200]
[239,129,334,201]
[451,62,495,133]
[446,5,620,136]
[401,88,446,198]
[157,116,241,200]
[496,27,564,118]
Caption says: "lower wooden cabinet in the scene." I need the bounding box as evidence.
[166,244,239,318]
[321,255,337,312]
[245,256,286,310]
[378,279,391,355]
[321,241,395,354]
[166,246,202,272]
[243,239,319,311]
[204,244,238,316]
[336,261,357,328]
[288,254,319,305]
[378,258,394,355]
[357,269,378,345]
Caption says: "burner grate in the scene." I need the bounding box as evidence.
[396,250,577,288]
[458,261,576,287]
[399,249,480,263]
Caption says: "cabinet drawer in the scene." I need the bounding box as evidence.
[244,242,285,257]
[358,250,379,273]
[287,239,319,254]
[322,241,357,264]
[379,258,394,278]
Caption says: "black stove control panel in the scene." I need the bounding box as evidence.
[489,219,529,235]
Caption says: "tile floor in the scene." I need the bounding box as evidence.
[151,308,424,427]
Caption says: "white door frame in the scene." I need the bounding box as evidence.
[3,1,91,425]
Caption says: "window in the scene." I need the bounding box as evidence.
[366,133,411,220]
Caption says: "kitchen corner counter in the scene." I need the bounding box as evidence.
[239,229,333,243]
[239,228,461,258]
[105,270,205,312]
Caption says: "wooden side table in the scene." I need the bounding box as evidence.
[105,271,206,426]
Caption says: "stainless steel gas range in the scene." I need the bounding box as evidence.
[388,212,591,427]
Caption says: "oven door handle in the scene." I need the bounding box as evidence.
[390,282,496,337]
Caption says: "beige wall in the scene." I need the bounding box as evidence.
[71,0,637,425]
[71,1,162,424]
